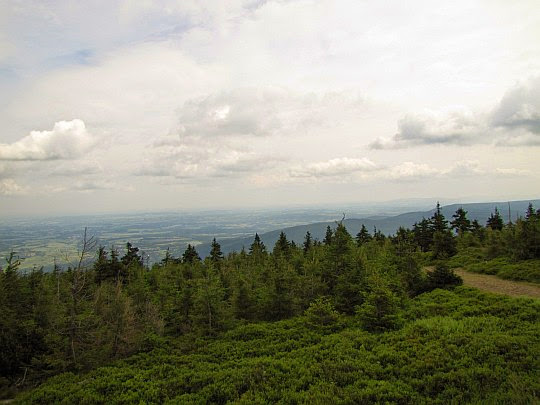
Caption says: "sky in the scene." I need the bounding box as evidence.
[0,0,539,216]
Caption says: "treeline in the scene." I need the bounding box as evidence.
[1,202,539,396]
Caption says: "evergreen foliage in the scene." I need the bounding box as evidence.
[450,207,471,235]
[209,238,224,263]
[182,244,201,264]
[487,207,504,231]
[18,288,540,404]
[2,202,540,401]
[302,231,312,254]
[355,224,372,246]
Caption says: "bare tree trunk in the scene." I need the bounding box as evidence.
[68,228,96,367]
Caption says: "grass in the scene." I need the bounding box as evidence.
[447,248,540,284]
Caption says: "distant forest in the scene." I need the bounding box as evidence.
[2,202,539,402]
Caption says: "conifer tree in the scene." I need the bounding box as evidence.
[356,224,372,246]
[94,246,110,284]
[121,242,143,268]
[373,226,386,242]
[182,244,201,264]
[109,248,124,282]
[450,207,471,235]
[209,238,224,262]
[273,231,290,258]
[160,248,173,266]
[249,233,266,255]
[323,226,333,246]
[413,218,432,252]
[302,231,312,254]
[430,202,448,232]
[232,278,255,321]
[471,219,484,240]
[486,207,504,231]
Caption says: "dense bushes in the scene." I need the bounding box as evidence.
[3,202,539,400]
[17,288,540,404]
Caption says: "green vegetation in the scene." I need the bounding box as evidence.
[1,202,539,402]
[445,203,540,283]
[16,288,540,404]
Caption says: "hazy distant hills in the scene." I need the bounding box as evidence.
[198,200,540,256]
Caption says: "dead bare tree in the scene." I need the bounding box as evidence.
[67,228,96,365]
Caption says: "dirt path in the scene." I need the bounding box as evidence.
[453,268,540,299]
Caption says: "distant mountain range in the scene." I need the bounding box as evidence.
[198,199,540,256]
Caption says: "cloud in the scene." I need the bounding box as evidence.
[289,157,377,178]
[177,88,285,138]
[492,76,540,135]
[0,179,26,196]
[137,144,280,180]
[175,87,365,139]
[371,77,540,149]
[495,167,530,176]
[0,119,96,161]
[286,158,522,184]
[443,160,485,176]
[490,76,540,146]
[47,179,133,194]
[370,109,484,149]
[385,161,439,180]
[47,161,104,177]
[138,87,370,181]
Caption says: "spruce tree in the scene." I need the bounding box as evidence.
[486,207,504,231]
[121,242,142,268]
[249,233,266,255]
[273,231,290,258]
[182,244,201,264]
[430,202,448,232]
[413,218,433,252]
[302,231,312,254]
[323,226,333,245]
[373,226,386,242]
[209,238,224,262]
[160,248,173,266]
[356,224,372,246]
[450,207,471,235]
[94,246,110,284]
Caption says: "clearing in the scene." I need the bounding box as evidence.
[453,268,540,299]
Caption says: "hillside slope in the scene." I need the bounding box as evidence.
[17,287,540,404]
[199,200,540,256]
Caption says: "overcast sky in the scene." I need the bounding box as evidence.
[1,0,539,216]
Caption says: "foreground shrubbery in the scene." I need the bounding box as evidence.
[3,202,539,401]
[463,258,540,284]
[17,288,540,404]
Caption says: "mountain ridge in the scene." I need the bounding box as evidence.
[198,199,540,256]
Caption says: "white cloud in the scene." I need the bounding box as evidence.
[175,87,366,139]
[370,109,485,149]
[287,158,524,184]
[495,167,531,176]
[491,76,540,143]
[444,160,484,176]
[138,141,280,180]
[137,87,372,182]
[289,157,377,178]
[371,76,540,149]
[385,162,438,180]
[0,119,95,161]
[0,178,25,196]
[47,161,104,177]
[178,88,287,138]
[1,1,540,213]
[46,178,134,194]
